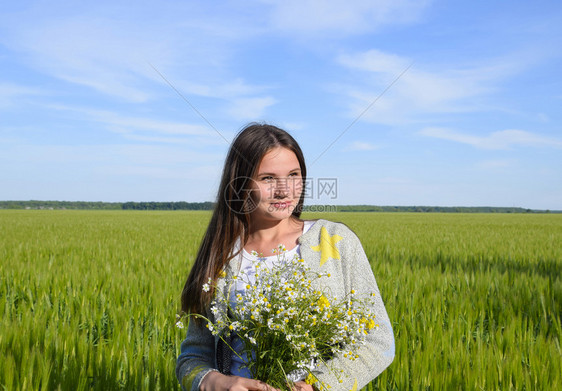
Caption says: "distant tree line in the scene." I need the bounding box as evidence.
[0,200,216,210]
[0,201,557,213]
[0,200,121,210]
[121,201,214,210]
[327,205,555,213]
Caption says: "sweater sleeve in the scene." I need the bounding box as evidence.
[176,316,217,391]
[311,225,395,391]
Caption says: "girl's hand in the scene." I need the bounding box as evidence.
[200,371,280,391]
[293,381,314,391]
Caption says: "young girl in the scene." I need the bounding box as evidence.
[176,123,394,391]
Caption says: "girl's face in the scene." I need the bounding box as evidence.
[249,147,303,224]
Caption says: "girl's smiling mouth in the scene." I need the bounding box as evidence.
[272,201,292,208]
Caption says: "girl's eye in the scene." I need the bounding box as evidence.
[289,172,300,177]
[261,176,274,182]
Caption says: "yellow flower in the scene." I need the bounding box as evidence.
[318,295,330,310]
[305,373,318,385]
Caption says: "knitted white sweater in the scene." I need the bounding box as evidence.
[176,219,395,391]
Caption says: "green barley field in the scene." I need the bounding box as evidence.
[1,210,560,390]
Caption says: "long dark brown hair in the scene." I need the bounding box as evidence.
[181,123,307,315]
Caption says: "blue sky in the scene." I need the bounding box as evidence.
[1,0,561,209]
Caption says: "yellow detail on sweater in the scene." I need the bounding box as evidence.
[311,226,342,266]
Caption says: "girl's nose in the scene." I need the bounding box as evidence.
[274,178,289,196]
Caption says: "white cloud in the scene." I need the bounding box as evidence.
[0,82,45,108]
[5,16,164,102]
[0,3,266,103]
[335,49,530,125]
[279,122,307,132]
[265,0,431,35]
[226,96,277,120]
[170,77,273,101]
[216,78,273,99]
[94,112,211,136]
[338,50,410,73]
[0,82,43,97]
[537,113,550,122]
[420,127,562,149]
[476,159,516,170]
[46,104,229,145]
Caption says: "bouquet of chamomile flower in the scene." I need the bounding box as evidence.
[201,245,379,390]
